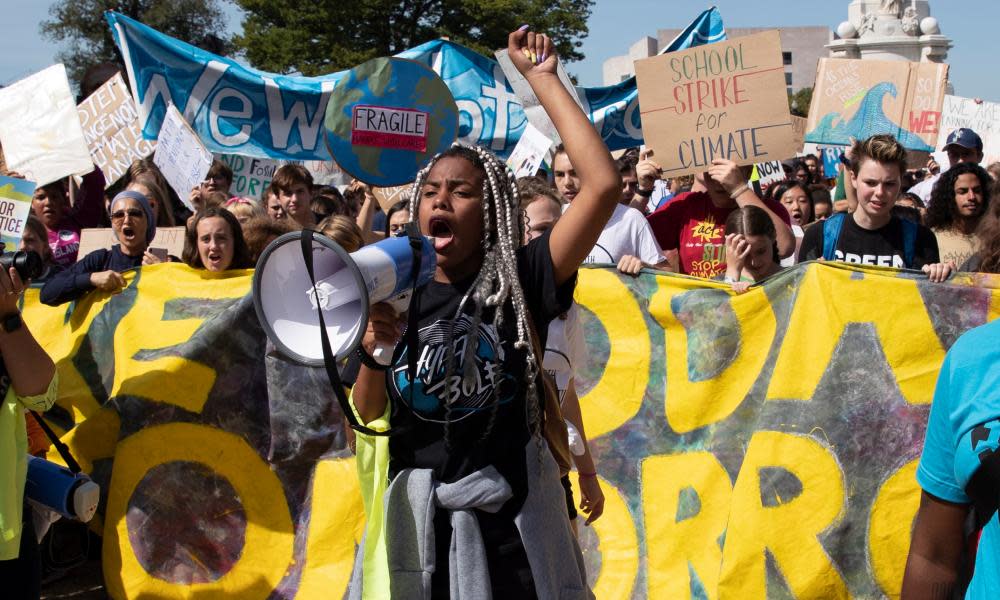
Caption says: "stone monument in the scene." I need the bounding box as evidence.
[828,0,951,63]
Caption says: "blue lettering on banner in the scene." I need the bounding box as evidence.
[106,8,725,160]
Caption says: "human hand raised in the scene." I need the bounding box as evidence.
[707,159,747,196]
[507,25,556,79]
[636,158,662,192]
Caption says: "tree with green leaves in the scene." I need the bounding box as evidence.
[233,0,593,76]
[788,86,813,117]
[41,0,232,88]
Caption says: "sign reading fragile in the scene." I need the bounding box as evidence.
[634,31,797,177]
[351,106,428,152]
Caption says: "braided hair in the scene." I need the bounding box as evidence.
[407,144,542,445]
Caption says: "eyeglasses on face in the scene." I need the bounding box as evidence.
[111,208,145,222]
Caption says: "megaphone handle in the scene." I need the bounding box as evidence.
[372,343,393,365]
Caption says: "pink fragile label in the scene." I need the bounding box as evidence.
[352,105,429,152]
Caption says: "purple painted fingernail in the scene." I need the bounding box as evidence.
[518,24,529,31]
[540,52,547,62]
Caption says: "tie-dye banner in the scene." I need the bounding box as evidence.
[21,262,1000,598]
[105,8,724,160]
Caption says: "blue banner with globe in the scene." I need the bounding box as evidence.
[105,8,725,161]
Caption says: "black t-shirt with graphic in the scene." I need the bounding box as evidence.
[385,229,575,516]
[798,214,940,268]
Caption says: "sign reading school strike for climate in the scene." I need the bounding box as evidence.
[805,58,949,152]
[19,261,1000,599]
[77,73,156,187]
[634,30,797,178]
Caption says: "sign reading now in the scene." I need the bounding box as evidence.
[351,105,428,152]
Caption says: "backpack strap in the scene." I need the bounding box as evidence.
[821,212,847,261]
[900,218,918,268]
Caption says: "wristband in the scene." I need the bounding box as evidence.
[635,187,654,198]
[357,348,389,371]
[577,471,598,479]
[729,183,750,200]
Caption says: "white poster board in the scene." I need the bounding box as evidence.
[505,123,553,178]
[153,104,212,210]
[939,95,1000,165]
[0,64,94,186]
[495,49,585,144]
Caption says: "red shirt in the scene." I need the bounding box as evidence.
[647,191,790,278]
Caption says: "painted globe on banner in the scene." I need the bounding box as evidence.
[324,57,459,187]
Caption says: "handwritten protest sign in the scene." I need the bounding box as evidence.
[153,104,213,210]
[77,226,186,259]
[216,154,290,200]
[77,73,155,187]
[791,115,807,151]
[302,160,351,187]
[753,160,785,187]
[634,31,796,178]
[0,65,94,186]
[0,175,35,251]
[805,58,948,152]
[495,49,585,144]
[505,122,553,178]
[939,95,1000,164]
[371,185,412,213]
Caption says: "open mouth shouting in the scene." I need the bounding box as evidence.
[206,250,224,269]
[121,224,137,243]
[428,216,454,252]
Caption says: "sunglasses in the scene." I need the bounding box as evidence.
[111,208,145,222]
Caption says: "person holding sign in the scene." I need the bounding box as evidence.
[349,25,618,599]
[40,190,157,305]
[797,135,952,282]
[646,159,794,278]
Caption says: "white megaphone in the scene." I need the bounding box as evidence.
[253,229,436,366]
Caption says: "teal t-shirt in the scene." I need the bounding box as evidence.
[917,318,1000,599]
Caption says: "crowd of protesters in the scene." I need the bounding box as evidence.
[5,30,1000,600]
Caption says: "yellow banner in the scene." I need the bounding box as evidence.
[21,261,1000,598]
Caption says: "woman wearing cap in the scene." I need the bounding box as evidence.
[40,190,157,306]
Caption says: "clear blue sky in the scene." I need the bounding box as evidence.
[2,1,996,100]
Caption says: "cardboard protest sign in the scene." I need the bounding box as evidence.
[634,31,797,178]
[791,115,807,152]
[323,57,459,187]
[371,185,412,214]
[153,104,213,210]
[0,65,94,186]
[216,154,291,200]
[302,160,352,187]
[805,58,948,152]
[495,49,585,144]
[77,226,186,259]
[77,73,155,187]
[505,122,553,178]
[0,175,35,251]
[939,95,1000,164]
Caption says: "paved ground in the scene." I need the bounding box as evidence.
[40,558,106,599]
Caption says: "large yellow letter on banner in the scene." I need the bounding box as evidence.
[568,473,639,599]
[719,431,848,599]
[643,452,733,600]
[869,460,921,597]
[767,265,944,405]
[297,458,366,598]
[574,269,650,438]
[649,279,776,433]
[112,265,249,413]
[103,423,294,600]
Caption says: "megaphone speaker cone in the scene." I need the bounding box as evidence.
[253,232,370,366]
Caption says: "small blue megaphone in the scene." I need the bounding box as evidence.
[25,455,99,522]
